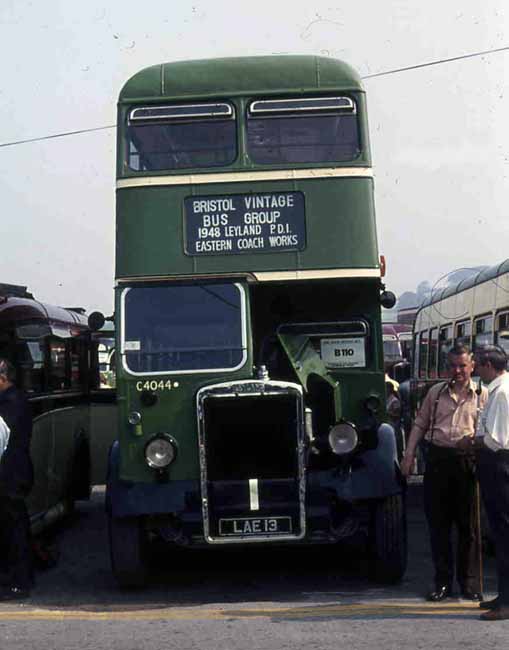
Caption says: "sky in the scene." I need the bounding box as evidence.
[0,1,508,314]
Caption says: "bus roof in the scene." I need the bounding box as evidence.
[119,55,364,103]
[417,258,509,315]
[0,295,89,330]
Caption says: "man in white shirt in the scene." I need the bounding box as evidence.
[0,415,9,458]
[474,345,509,621]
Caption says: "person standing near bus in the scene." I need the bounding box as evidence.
[0,358,34,601]
[473,345,509,621]
[400,344,487,602]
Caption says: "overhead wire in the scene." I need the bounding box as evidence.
[0,124,115,148]
[361,44,509,79]
[0,44,508,148]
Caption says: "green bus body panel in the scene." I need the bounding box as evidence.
[118,371,254,482]
[116,178,378,278]
[119,56,364,103]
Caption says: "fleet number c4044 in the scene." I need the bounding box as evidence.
[135,379,180,392]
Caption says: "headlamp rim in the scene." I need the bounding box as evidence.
[328,421,358,455]
[144,433,178,470]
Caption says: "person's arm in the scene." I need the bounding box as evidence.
[400,387,434,477]
[487,388,509,449]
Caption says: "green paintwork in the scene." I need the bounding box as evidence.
[116,178,378,278]
[115,280,254,480]
[116,55,378,279]
[277,331,342,419]
[119,56,364,105]
[115,278,386,482]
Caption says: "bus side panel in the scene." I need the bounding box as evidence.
[27,413,51,519]
[48,405,90,503]
[89,402,118,485]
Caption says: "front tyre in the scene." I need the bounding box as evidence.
[369,493,407,584]
[108,513,148,588]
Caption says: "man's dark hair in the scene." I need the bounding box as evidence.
[0,358,16,383]
[475,345,508,372]
[447,343,472,358]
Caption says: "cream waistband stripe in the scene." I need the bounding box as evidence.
[116,167,373,189]
[115,268,381,284]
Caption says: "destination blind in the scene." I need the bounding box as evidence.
[184,191,306,255]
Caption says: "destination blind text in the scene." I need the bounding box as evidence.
[184,192,306,256]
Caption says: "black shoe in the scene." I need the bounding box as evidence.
[427,585,451,602]
[480,596,500,610]
[461,590,483,601]
[0,586,31,601]
[480,606,509,621]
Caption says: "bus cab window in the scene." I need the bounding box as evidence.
[473,316,493,350]
[438,325,453,378]
[16,341,44,393]
[122,284,246,374]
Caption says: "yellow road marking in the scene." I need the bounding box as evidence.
[0,601,482,621]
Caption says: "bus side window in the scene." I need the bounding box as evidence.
[495,312,509,360]
[455,320,472,349]
[428,328,438,379]
[413,333,419,377]
[98,337,116,389]
[473,315,493,350]
[69,337,87,390]
[16,341,45,393]
[418,330,428,379]
[438,325,452,378]
[48,339,68,391]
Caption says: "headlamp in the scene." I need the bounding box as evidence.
[144,434,177,469]
[365,395,382,414]
[328,422,358,455]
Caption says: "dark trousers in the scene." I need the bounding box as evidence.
[478,447,509,605]
[0,495,32,590]
[423,445,479,591]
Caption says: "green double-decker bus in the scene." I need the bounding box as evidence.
[106,55,406,586]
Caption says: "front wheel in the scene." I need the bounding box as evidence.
[369,493,407,584]
[108,513,148,588]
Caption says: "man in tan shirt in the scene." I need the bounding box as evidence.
[401,344,487,602]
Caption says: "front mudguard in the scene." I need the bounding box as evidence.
[105,441,200,518]
[308,423,404,502]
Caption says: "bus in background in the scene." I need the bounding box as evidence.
[0,283,93,532]
[398,329,413,365]
[383,323,412,380]
[100,55,406,587]
[382,324,404,374]
[413,259,509,397]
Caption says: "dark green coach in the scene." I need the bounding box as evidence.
[102,55,406,586]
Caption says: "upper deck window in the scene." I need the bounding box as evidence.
[126,102,237,171]
[121,283,247,375]
[246,96,360,164]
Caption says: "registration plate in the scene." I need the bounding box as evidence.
[219,516,292,537]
